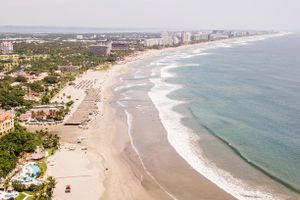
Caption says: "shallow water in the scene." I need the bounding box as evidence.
[115,33,300,200]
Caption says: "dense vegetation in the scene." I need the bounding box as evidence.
[0,124,59,178]
[0,79,30,110]
[13,176,56,200]
[0,75,59,111]
[0,41,134,111]
[33,176,56,200]
[13,41,133,74]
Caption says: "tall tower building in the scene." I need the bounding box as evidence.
[181,32,192,44]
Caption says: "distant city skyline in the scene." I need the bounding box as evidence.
[0,0,299,31]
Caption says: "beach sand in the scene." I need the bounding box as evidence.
[28,47,236,200]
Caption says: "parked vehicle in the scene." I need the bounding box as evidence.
[65,185,71,193]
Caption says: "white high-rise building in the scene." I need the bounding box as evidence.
[76,35,84,40]
[181,32,192,44]
[161,32,180,46]
[192,32,209,42]
[144,38,163,47]
[0,41,13,54]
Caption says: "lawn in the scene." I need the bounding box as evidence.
[46,147,56,156]
[15,191,34,200]
[15,193,26,200]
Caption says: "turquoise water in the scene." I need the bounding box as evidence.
[169,34,300,193]
[29,165,40,176]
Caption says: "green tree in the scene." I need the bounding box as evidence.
[15,76,27,83]
[43,76,58,84]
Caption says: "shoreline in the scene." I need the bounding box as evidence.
[32,49,177,200]
[27,33,289,200]
[111,32,297,200]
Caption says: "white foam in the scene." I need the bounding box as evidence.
[116,100,127,108]
[134,75,148,79]
[148,70,277,200]
[150,61,163,66]
[121,96,132,100]
[160,63,180,79]
[146,35,289,200]
[114,83,147,92]
[134,70,149,79]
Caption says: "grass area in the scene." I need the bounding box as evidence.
[100,63,111,71]
[15,191,34,200]
[25,191,34,195]
[15,193,26,200]
[37,159,47,178]
[46,148,56,156]
[95,63,111,71]
[36,148,57,178]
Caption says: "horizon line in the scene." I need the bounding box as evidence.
[0,25,281,34]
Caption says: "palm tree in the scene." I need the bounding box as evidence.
[31,111,36,119]
[48,109,55,119]
[33,179,56,200]
[33,182,47,199]
[40,110,46,120]
[46,176,56,198]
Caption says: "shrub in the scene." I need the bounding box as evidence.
[12,181,26,192]
[15,76,27,83]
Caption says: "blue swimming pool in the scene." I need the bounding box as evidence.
[29,165,40,176]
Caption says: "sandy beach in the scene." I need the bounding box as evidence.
[29,50,176,200]
[28,44,239,200]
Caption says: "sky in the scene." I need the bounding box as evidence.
[0,0,299,30]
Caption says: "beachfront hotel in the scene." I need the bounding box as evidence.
[89,40,112,56]
[192,32,210,42]
[0,111,14,137]
[181,31,192,44]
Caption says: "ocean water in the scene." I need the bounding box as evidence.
[170,33,300,191]
[115,33,300,200]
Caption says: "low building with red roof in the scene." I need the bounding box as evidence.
[0,111,14,137]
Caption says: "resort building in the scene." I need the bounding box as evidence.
[144,38,163,47]
[0,41,13,55]
[208,33,229,41]
[161,32,180,46]
[0,111,14,137]
[192,32,210,42]
[181,32,192,44]
[112,42,130,50]
[89,41,112,56]
[143,32,180,47]
[19,113,32,122]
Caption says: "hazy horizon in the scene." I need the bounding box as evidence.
[0,25,286,34]
[0,0,299,32]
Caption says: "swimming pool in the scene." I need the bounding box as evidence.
[28,164,40,176]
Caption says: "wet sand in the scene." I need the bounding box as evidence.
[116,94,235,200]
[27,44,242,200]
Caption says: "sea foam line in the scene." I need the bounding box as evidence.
[148,69,276,200]
[114,83,147,92]
[146,35,289,200]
